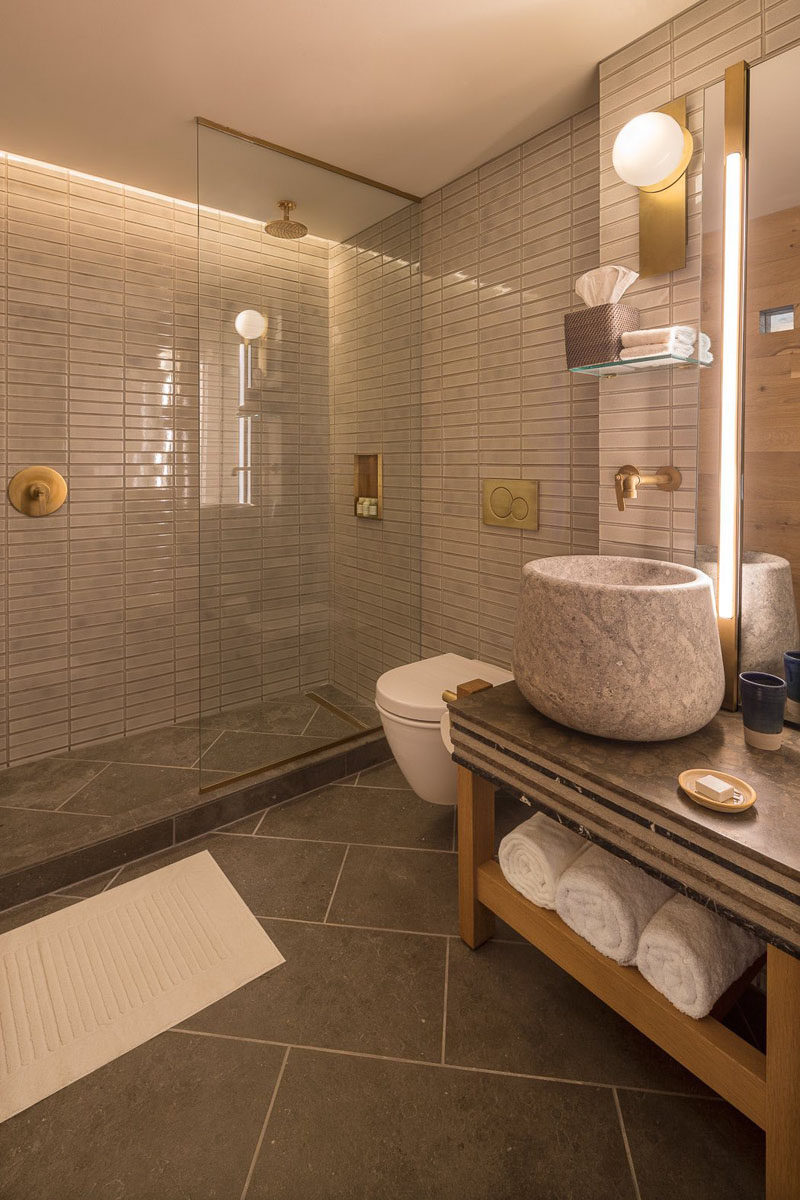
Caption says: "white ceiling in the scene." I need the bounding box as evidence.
[0,0,694,207]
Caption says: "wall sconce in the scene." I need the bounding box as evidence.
[233,309,266,505]
[234,309,267,404]
[717,61,749,707]
[612,100,694,276]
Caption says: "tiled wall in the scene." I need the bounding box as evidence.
[418,108,600,670]
[329,205,422,700]
[598,0,800,565]
[0,154,330,766]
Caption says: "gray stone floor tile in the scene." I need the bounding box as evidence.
[0,1030,285,1200]
[246,1048,637,1200]
[257,783,454,850]
[618,1089,764,1199]
[182,917,446,1061]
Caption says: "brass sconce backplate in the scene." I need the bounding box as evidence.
[482,478,539,531]
[639,96,693,277]
[8,466,68,517]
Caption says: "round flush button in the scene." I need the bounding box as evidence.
[511,497,529,520]
[490,487,513,518]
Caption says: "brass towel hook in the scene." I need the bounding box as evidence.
[8,466,68,517]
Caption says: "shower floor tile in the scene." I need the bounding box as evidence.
[61,723,217,768]
[198,730,331,774]
[0,758,109,811]
[0,752,766,1199]
[0,688,381,904]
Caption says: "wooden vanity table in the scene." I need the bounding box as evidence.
[450,680,800,1200]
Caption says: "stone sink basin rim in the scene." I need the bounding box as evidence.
[512,555,725,742]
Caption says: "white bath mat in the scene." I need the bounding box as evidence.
[0,851,284,1123]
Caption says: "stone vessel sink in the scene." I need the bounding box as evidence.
[512,555,725,741]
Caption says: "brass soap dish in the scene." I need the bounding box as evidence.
[678,769,756,813]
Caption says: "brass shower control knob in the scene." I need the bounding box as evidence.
[8,466,68,517]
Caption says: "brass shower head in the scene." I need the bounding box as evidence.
[264,200,308,240]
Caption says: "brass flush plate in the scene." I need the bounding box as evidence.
[482,478,539,531]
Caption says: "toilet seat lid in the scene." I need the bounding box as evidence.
[375,653,512,722]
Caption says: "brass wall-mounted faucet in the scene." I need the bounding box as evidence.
[614,463,682,512]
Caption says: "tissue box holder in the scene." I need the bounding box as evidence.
[564,303,640,368]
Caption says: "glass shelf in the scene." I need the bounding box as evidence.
[569,353,709,377]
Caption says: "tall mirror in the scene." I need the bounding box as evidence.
[741,46,800,683]
[698,45,800,708]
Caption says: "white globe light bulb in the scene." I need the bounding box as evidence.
[234,309,267,340]
[612,112,686,188]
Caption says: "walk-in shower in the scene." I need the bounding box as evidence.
[0,122,422,903]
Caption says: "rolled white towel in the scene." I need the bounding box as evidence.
[498,812,587,909]
[619,340,695,361]
[555,844,674,964]
[637,893,764,1019]
[621,325,697,348]
[619,342,712,364]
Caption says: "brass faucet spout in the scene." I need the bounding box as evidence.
[614,463,681,512]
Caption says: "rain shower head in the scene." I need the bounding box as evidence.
[264,201,308,240]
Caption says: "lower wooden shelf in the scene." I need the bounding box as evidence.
[476,859,767,1128]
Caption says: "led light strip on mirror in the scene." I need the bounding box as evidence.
[718,61,749,708]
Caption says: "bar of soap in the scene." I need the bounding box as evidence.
[695,773,735,803]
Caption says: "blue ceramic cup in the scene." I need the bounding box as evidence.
[739,671,787,750]
[784,651,800,724]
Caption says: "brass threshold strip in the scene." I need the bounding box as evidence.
[304,691,371,731]
[196,117,422,204]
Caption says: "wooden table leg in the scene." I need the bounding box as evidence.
[766,944,800,1198]
[457,764,495,949]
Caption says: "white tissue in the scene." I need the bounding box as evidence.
[575,265,638,307]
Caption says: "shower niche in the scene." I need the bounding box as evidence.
[353,453,382,519]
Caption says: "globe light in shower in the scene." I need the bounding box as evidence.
[234,309,267,401]
[612,111,687,188]
[234,309,267,341]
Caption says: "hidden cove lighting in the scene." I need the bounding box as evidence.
[715,61,749,707]
[717,150,744,623]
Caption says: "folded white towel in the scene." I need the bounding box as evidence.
[555,845,673,964]
[636,894,763,1019]
[619,342,713,364]
[621,326,697,348]
[498,813,587,910]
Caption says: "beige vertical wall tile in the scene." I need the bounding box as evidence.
[0,155,331,766]
[413,108,599,674]
[598,0,799,563]
[329,207,422,701]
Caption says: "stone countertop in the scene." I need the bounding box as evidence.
[449,681,800,952]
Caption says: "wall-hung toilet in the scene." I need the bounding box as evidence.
[375,653,513,805]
